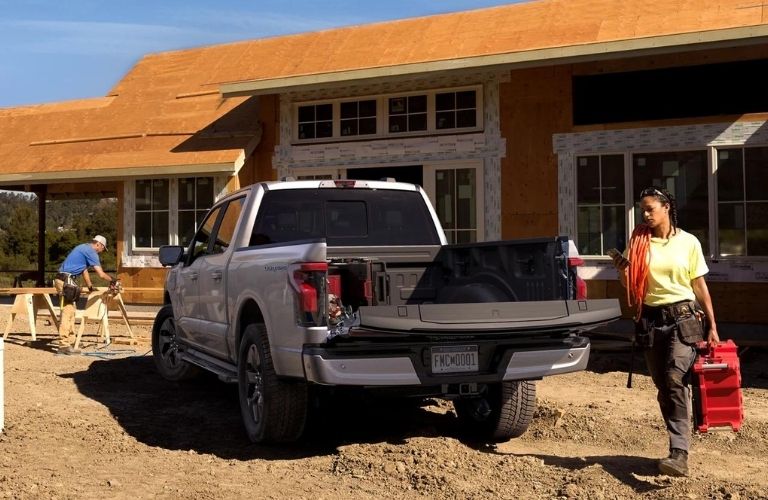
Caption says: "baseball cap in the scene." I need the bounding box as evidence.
[93,235,108,250]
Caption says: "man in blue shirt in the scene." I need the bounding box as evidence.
[54,235,114,355]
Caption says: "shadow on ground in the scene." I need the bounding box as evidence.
[65,354,464,460]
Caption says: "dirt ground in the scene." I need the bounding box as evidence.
[1,318,767,500]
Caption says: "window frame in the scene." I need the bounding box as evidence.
[292,85,483,144]
[132,176,218,253]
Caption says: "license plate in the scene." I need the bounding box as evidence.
[431,345,479,374]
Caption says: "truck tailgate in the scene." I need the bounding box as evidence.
[355,299,620,333]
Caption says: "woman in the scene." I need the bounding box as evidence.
[611,187,719,477]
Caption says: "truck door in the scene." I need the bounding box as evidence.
[176,204,224,335]
[195,196,245,357]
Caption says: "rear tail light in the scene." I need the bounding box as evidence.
[568,257,587,300]
[290,262,328,326]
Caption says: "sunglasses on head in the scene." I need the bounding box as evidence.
[639,188,669,202]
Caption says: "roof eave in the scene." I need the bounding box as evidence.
[220,25,768,97]
[0,162,239,186]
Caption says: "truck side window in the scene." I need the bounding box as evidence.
[211,197,245,254]
[189,205,222,263]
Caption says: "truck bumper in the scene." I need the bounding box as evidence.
[302,340,590,386]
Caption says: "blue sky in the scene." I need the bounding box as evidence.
[0,0,521,108]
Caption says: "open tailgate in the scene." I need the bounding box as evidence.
[355,299,621,333]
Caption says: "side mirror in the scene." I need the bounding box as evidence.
[159,245,185,266]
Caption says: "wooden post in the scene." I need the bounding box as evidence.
[35,185,47,287]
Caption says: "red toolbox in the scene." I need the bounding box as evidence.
[691,340,744,433]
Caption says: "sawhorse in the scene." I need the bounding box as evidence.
[2,290,60,341]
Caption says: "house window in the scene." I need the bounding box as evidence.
[436,90,477,130]
[297,103,333,140]
[134,177,215,250]
[576,155,626,255]
[388,95,427,133]
[178,177,214,247]
[135,179,169,248]
[717,147,768,256]
[293,86,482,143]
[433,167,479,244]
[633,150,709,254]
[340,99,377,136]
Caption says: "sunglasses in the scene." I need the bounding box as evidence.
[639,188,669,202]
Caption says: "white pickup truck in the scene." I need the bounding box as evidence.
[153,179,620,443]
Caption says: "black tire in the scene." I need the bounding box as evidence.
[151,304,200,381]
[238,323,308,443]
[454,380,536,442]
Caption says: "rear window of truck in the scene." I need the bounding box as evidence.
[249,188,441,246]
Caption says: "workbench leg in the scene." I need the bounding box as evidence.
[24,294,37,341]
[2,313,16,339]
[40,294,60,330]
[116,294,135,341]
[74,315,86,350]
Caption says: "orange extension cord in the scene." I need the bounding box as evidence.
[626,223,652,320]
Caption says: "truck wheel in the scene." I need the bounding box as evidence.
[454,380,536,442]
[238,323,308,443]
[152,304,199,381]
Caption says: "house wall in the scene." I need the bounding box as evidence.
[525,46,768,326]
[499,66,572,239]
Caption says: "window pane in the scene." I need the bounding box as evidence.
[152,180,169,210]
[456,90,476,109]
[718,203,746,256]
[435,169,455,230]
[135,212,151,247]
[178,211,197,248]
[601,155,625,204]
[633,150,709,254]
[197,177,214,208]
[389,115,407,133]
[577,206,601,255]
[744,147,768,201]
[340,101,357,119]
[152,212,169,247]
[389,97,406,114]
[602,206,627,252]
[179,178,195,210]
[298,123,315,140]
[340,119,358,136]
[316,104,332,121]
[409,113,427,131]
[436,111,455,130]
[577,156,600,204]
[409,95,427,113]
[136,180,151,210]
[456,109,476,128]
[456,168,476,229]
[316,121,333,138]
[747,202,768,255]
[359,99,376,117]
[359,117,376,135]
[455,230,476,244]
[717,149,743,202]
[298,106,315,122]
[435,92,454,111]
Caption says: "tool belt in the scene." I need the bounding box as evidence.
[636,300,705,347]
[56,272,74,282]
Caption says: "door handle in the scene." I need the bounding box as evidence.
[211,271,223,281]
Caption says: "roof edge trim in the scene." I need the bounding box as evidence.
[0,162,238,185]
[220,25,768,96]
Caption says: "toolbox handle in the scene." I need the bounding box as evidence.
[702,363,728,370]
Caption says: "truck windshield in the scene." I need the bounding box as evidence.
[249,188,441,246]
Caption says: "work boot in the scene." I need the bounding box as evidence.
[58,346,81,356]
[658,448,689,477]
